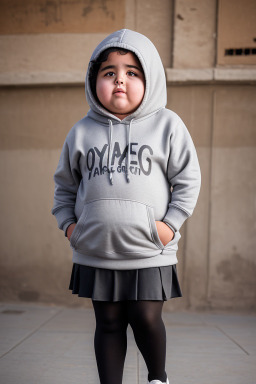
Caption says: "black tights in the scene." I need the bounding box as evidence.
[92,300,167,384]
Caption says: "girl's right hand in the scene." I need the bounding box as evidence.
[155,221,174,246]
[67,223,76,241]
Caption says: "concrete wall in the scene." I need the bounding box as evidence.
[0,0,255,311]
[168,84,256,311]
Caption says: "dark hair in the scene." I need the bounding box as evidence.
[89,48,133,103]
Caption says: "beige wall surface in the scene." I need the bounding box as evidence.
[0,0,125,34]
[217,0,256,65]
[168,85,256,311]
[0,86,88,307]
[173,0,217,68]
[0,0,256,311]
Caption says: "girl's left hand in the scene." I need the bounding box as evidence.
[155,221,174,246]
[67,223,76,241]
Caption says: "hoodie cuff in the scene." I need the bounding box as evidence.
[163,205,190,232]
[63,220,77,237]
[163,221,176,234]
[52,207,76,233]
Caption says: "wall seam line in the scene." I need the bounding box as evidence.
[206,89,216,306]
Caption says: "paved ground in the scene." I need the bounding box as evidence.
[0,302,255,384]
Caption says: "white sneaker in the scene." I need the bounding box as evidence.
[148,378,169,384]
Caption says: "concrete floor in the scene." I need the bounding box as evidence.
[0,302,255,384]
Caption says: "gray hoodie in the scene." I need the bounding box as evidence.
[52,29,201,270]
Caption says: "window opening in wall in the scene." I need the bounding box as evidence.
[225,48,256,56]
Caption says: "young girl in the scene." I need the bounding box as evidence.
[52,29,201,384]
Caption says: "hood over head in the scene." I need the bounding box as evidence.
[85,29,167,122]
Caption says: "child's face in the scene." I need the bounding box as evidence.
[96,51,145,120]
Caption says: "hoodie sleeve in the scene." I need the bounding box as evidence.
[163,118,201,232]
[51,134,82,236]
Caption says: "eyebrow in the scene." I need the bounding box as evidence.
[100,64,142,72]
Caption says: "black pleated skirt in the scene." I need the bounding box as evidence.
[69,263,182,302]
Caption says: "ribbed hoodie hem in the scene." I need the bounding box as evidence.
[72,250,178,270]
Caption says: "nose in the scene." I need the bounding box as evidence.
[115,78,124,85]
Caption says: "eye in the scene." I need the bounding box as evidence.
[127,71,137,77]
[104,72,115,77]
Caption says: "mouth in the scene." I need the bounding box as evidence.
[114,89,126,94]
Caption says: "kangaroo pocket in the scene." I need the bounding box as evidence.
[156,227,181,252]
[70,198,163,259]
[147,209,181,252]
